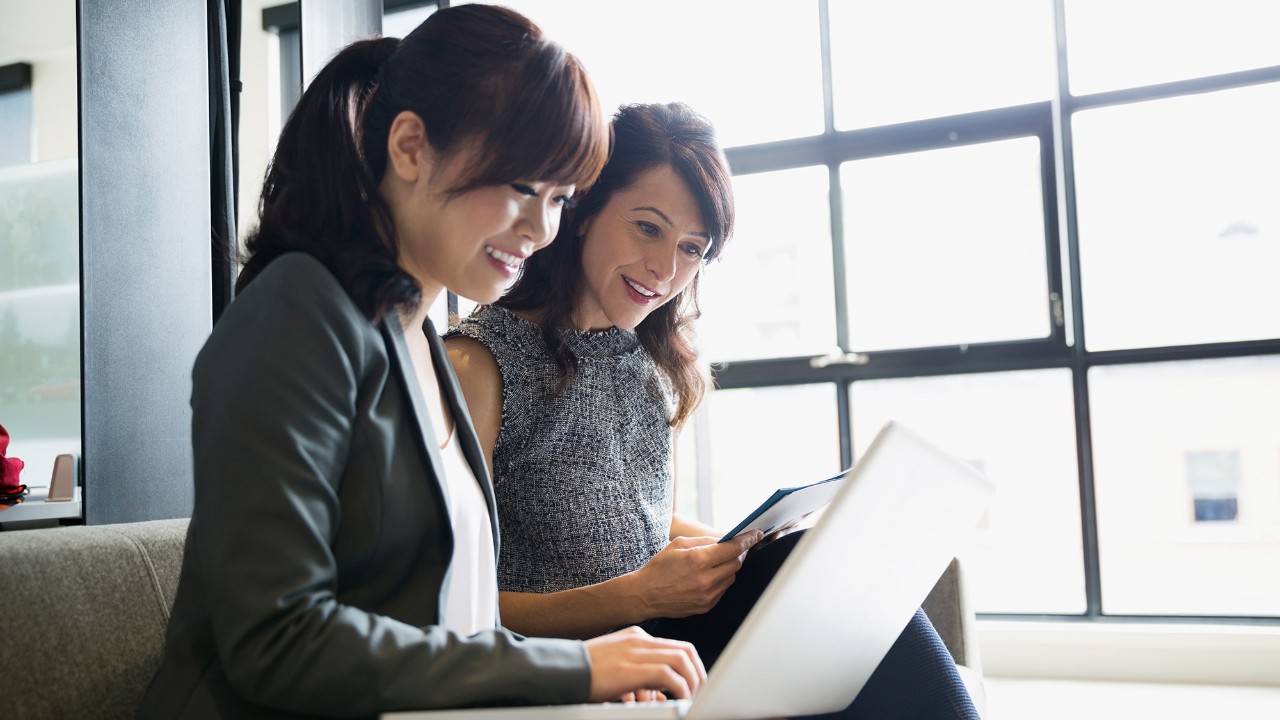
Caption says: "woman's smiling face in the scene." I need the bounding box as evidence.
[575,164,710,331]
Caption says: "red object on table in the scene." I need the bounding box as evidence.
[0,422,26,493]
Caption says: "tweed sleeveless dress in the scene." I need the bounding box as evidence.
[447,305,674,594]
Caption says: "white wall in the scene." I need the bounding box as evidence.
[0,0,77,162]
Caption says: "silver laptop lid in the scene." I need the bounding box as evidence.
[684,421,995,720]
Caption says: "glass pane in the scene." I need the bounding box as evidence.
[0,88,33,166]
[699,166,835,363]
[466,0,825,147]
[0,159,81,493]
[842,137,1049,352]
[851,370,1085,614]
[1090,356,1280,617]
[1,0,81,506]
[830,0,1054,130]
[1066,0,1280,96]
[426,290,448,333]
[453,295,479,328]
[382,3,436,40]
[1,6,77,164]
[699,384,839,531]
[1073,83,1280,351]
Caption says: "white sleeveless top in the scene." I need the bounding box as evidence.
[437,425,499,636]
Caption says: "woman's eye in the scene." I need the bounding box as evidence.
[554,194,577,209]
[636,221,659,236]
[681,243,705,259]
[511,183,537,197]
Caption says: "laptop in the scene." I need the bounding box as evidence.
[383,420,996,720]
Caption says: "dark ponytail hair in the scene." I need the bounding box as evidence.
[238,4,608,321]
[499,102,736,428]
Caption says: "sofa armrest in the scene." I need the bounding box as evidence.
[0,518,189,719]
[922,556,982,672]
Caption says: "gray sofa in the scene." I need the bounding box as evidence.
[0,519,984,719]
[0,519,187,720]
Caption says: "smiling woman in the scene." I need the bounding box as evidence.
[135,6,723,719]
[575,164,711,332]
[445,101,982,719]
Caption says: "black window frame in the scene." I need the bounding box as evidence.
[710,0,1280,626]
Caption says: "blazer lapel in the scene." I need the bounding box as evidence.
[423,317,502,554]
[381,312,450,509]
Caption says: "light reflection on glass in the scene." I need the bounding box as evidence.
[699,166,835,363]
[1065,0,1280,95]
[1073,83,1280,351]
[829,0,1054,129]
[851,369,1085,614]
[842,137,1049,352]
[460,0,824,148]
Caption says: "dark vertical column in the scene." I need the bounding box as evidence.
[79,0,211,523]
[210,0,242,324]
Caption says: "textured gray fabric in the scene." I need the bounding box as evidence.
[448,305,674,594]
[0,519,189,720]
[108,518,191,616]
[922,558,981,670]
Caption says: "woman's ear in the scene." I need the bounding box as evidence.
[385,110,430,183]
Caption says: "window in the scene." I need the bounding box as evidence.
[487,0,824,147]
[1090,357,1280,616]
[0,2,81,521]
[699,166,835,362]
[1072,82,1280,351]
[252,0,1280,622]
[841,136,1051,351]
[829,0,1055,129]
[1064,0,1280,95]
[852,369,1085,614]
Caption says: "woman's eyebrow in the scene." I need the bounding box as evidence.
[632,206,674,226]
[632,206,712,240]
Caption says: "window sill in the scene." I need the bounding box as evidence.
[0,485,82,529]
[977,619,1280,686]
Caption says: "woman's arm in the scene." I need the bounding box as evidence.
[498,531,761,638]
[670,513,721,540]
[444,335,503,473]
[446,334,761,639]
[192,258,595,713]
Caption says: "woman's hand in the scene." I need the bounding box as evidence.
[756,518,806,550]
[629,531,763,619]
[585,626,705,702]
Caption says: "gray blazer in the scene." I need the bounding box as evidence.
[138,253,591,719]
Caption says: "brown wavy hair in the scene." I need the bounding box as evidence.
[499,102,735,428]
[237,4,609,321]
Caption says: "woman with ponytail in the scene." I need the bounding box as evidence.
[139,7,705,719]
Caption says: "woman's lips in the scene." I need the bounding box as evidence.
[623,275,659,304]
[485,245,524,277]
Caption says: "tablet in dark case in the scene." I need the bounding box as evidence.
[718,469,852,542]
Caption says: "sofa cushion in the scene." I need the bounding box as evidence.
[0,518,189,720]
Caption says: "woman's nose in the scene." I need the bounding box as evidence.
[647,242,679,283]
[519,202,559,249]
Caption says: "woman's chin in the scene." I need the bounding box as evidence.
[454,284,504,307]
